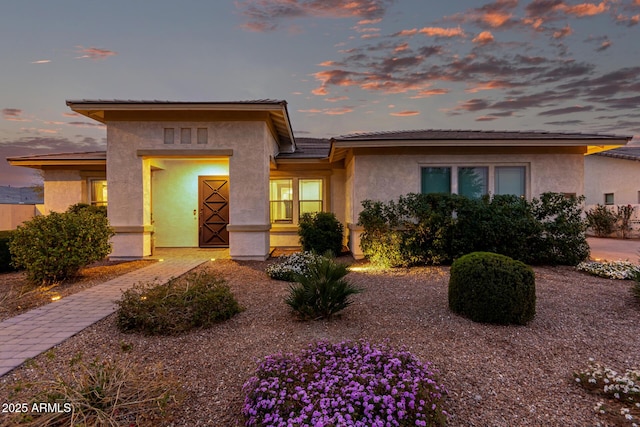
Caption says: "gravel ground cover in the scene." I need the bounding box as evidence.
[1,257,639,426]
[0,260,154,322]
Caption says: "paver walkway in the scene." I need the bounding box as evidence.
[0,254,217,377]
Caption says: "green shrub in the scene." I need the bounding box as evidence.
[9,210,114,285]
[116,270,243,335]
[358,192,588,267]
[448,252,536,325]
[298,211,344,256]
[285,255,362,320]
[586,204,618,237]
[530,193,589,265]
[66,202,107,216]
[266,251,325,281]
[0,230,17,273]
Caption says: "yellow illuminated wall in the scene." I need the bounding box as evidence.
[151,159,229,247]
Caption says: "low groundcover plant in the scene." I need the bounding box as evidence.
[242,340,448,426]
[576,260,640,280]
[266,251,325,282]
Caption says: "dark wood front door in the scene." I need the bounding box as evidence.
[198,176,230,247]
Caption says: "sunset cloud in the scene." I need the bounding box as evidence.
[561,1,609,17]
[553,24,573,38]
[236,0,395,32]
[418,26,466,38]
[75,46,117,60]
[30,59,51,64]
[2,108,29,122]
[298,106,354,115]
[409,88,450,98]
[472,31,495,44]
[389,110,420,116]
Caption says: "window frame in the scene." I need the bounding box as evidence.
[88,178,108,207]
[419,163,529,199]
[269,175,328,225]
[604,193,615,205]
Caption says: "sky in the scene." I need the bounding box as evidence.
[1,0,640,186]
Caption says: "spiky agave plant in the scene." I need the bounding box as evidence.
[285,255,362,320]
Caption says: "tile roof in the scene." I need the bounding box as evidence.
[332,129,631,141]
[275,138,330,159]
[594,145,640,161]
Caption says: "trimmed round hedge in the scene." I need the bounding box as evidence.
[448,251,536,325]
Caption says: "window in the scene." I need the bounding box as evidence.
[269,177,325,224]
[299,179,323,217]
[495,166,526,197]
[163,128,174,144]
[421,165,527,198]
[605,193,614,205]
[90,179,107,206]
[270,179,293,223]
[421,167,451,194]
[458,167,488,199]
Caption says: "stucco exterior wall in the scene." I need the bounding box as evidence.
[106,120,274,260]
[585,155,640,206]
[0,204,38,230]
[42,170,85,213]
[346,150,585,258]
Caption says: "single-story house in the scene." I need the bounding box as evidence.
[7,99,631,260]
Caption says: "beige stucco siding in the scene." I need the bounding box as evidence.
[585,155,640,205]
[42,170,85,213]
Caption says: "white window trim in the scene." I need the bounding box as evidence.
[418,163,530,199]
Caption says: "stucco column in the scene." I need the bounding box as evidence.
[106,125,153,259]
[226,124,271,260]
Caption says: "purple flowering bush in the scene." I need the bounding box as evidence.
[242,340,448,426]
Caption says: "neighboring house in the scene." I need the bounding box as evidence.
[584,145,640,206]
[7,100,631,260]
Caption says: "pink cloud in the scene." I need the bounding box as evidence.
[237,0,395,32]
[553,24,573,38]
[396,28,418,36]
[482,11,513,27]
[2,108,29,122]
[472,31,495,44]
[298,106,354,115]
[389,110,420,116]
[75,46,117,60]
[325,96,349,102]
[409,88,450,99]
[418,26,466,38]
[465,81,512,93]
[394,43,409,52]
[30,59,51,64]
[561,1,609,17]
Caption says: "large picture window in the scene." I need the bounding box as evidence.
[269,177,325,224]
[421,165,527,198]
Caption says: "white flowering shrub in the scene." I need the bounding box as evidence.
[575,359,640,425]
[265,252,325,282]
[576,260,640,280]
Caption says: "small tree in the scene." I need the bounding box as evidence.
[586,204,618,237]
[10,208,114,285]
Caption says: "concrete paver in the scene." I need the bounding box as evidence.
[0,252,221,377]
